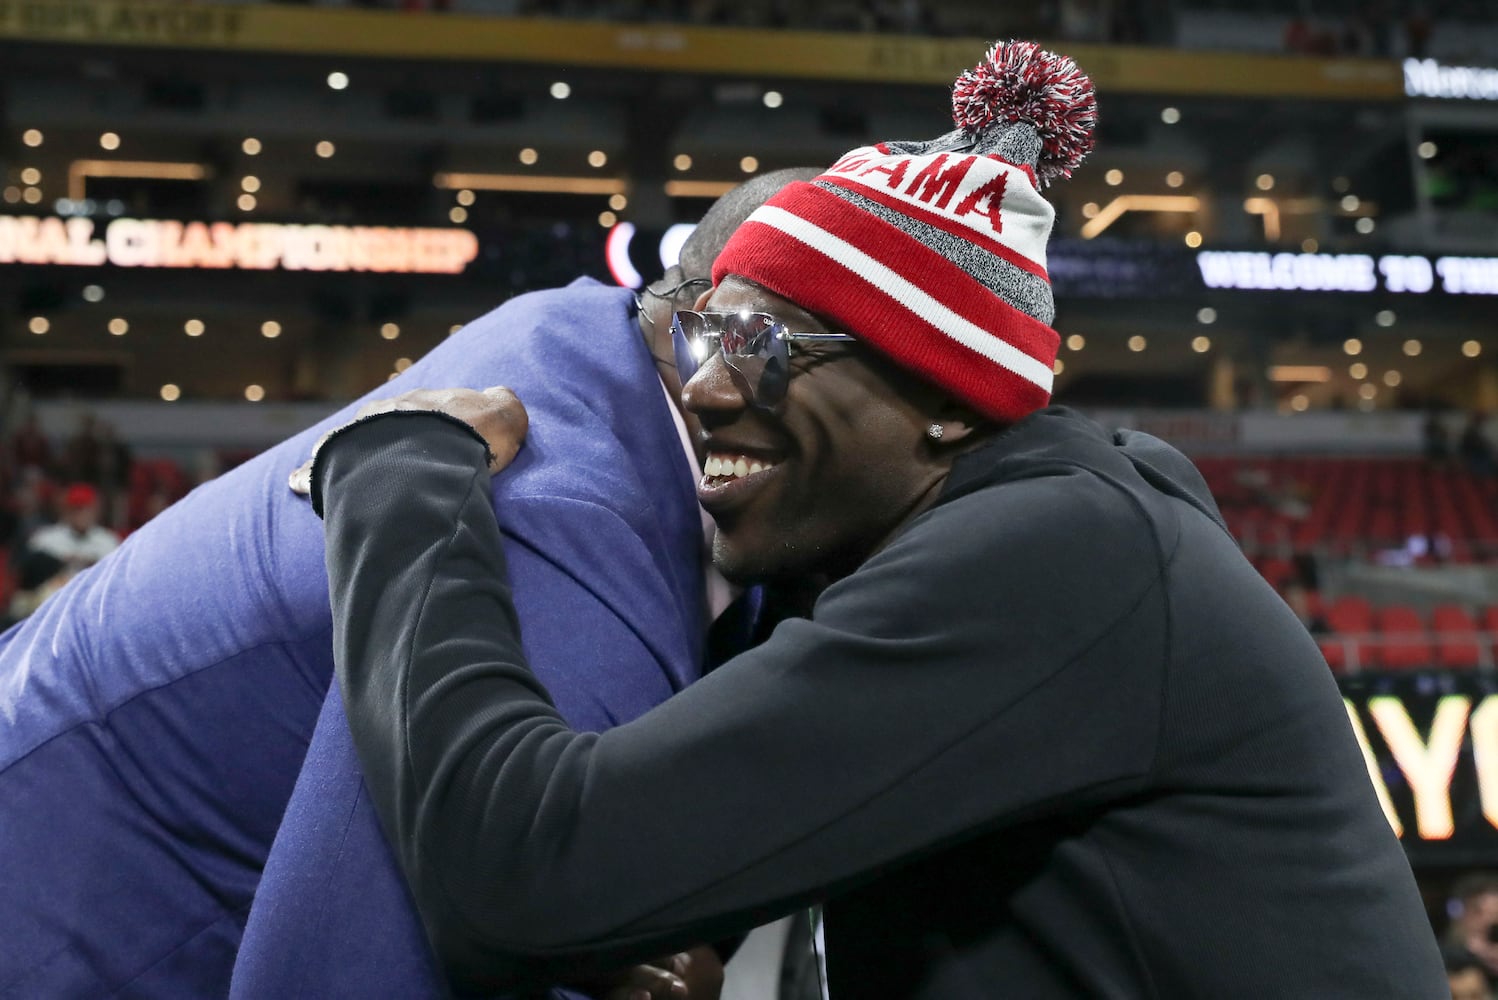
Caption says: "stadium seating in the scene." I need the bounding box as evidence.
[1374,605,1434,671]
[1193,457,1498,561]
[1431,604,1483,670]
[1304,598,1497,674]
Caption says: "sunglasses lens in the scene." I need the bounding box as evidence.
[717,313,769,355]
[671,312,709,383]
[722,314,789,407]
[674,312,792,407]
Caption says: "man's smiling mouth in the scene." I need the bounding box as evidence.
[698,451,784,505]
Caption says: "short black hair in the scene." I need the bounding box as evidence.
[676,167,824,281]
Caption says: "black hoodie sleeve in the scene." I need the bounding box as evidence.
[320,414,1166,994]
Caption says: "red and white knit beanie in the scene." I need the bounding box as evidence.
[714,41,1098,423]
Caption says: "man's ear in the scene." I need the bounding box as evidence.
[924,398,990,448]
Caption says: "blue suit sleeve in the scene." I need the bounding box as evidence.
[235,484,681,1000]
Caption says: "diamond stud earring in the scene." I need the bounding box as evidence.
[927,423,944,441]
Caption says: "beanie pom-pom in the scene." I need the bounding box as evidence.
[951,40,1098,185]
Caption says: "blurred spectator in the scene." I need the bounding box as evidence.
[1282,580,1327,634]
[1448,874,1498,979]
[62,413,103,486]
[1363,0,1393,57]
[95,421,133,516]
[1446,946,1495,1000]
[1426,406,1452,466]
[1058,0,1113,43]
[96,422,131,491]
[6,549,69,628]
[4,467,54,555]
[136,488,172,531]
[1282,12,1338,55]
[1405,5,1432,59]
[28,483,120,572]
[9,413,51,474]
[1282,13,1313,52]
[1460,412,1494,478]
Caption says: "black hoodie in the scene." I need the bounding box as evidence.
[318,405,1445,999]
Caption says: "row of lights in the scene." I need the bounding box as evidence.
[670,153,759,174]
[505,147,611,167]
[1343,336,1482,358]
[541,80,785,107]
[18,130,338,161]
[20,130,119,150]
[502,147,762,175]
[1055,332,1482,360]
[1286,392,1385,413]
[158,383,265,402]
[163,362,408,403]
[1096,168,1235,188]
[38,283,470,330]
[25,316,411,342]
[1052,354,1462,395]
[1059,332,1215,356]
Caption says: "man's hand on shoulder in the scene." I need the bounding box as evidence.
[588,945,724,1000]
[289,385,529,496]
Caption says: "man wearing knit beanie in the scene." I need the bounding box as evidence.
[308,42,1447,999]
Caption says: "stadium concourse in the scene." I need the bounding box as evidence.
[1,0,1497,997]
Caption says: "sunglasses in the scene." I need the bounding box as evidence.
[671,310,857,407]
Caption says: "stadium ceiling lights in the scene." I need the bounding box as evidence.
[67,160,208,201]
[1078,195,1201,239]
[432,172,740,201]
[433,172,623,196]
[1268,366,1332,383]
[1242,197,1322,242]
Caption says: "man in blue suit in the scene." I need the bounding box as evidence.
[0,171,810,999]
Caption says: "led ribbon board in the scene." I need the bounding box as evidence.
[0,215,479,274]
[1197,251,1498,296]
[1405,58,1498,100]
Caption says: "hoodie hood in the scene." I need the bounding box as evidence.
[942,406,1228,536]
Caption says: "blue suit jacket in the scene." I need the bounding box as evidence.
[0,279,706,999]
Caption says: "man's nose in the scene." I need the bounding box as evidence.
[682,350,753,420]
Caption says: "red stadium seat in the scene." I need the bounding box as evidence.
[1326,596,1373,634]
[1374,605,1433,670]
[1319,637,1350,675]
[1484,607,1498,665]
[1258,557,1296,590]
[1431,605,1483,670]
[1322,596,1375,673]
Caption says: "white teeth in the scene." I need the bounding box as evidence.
[704,453,777,481]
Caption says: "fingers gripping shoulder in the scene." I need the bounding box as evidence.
[309,409,500,518]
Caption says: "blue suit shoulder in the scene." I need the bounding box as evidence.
[232,279,708,1000]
